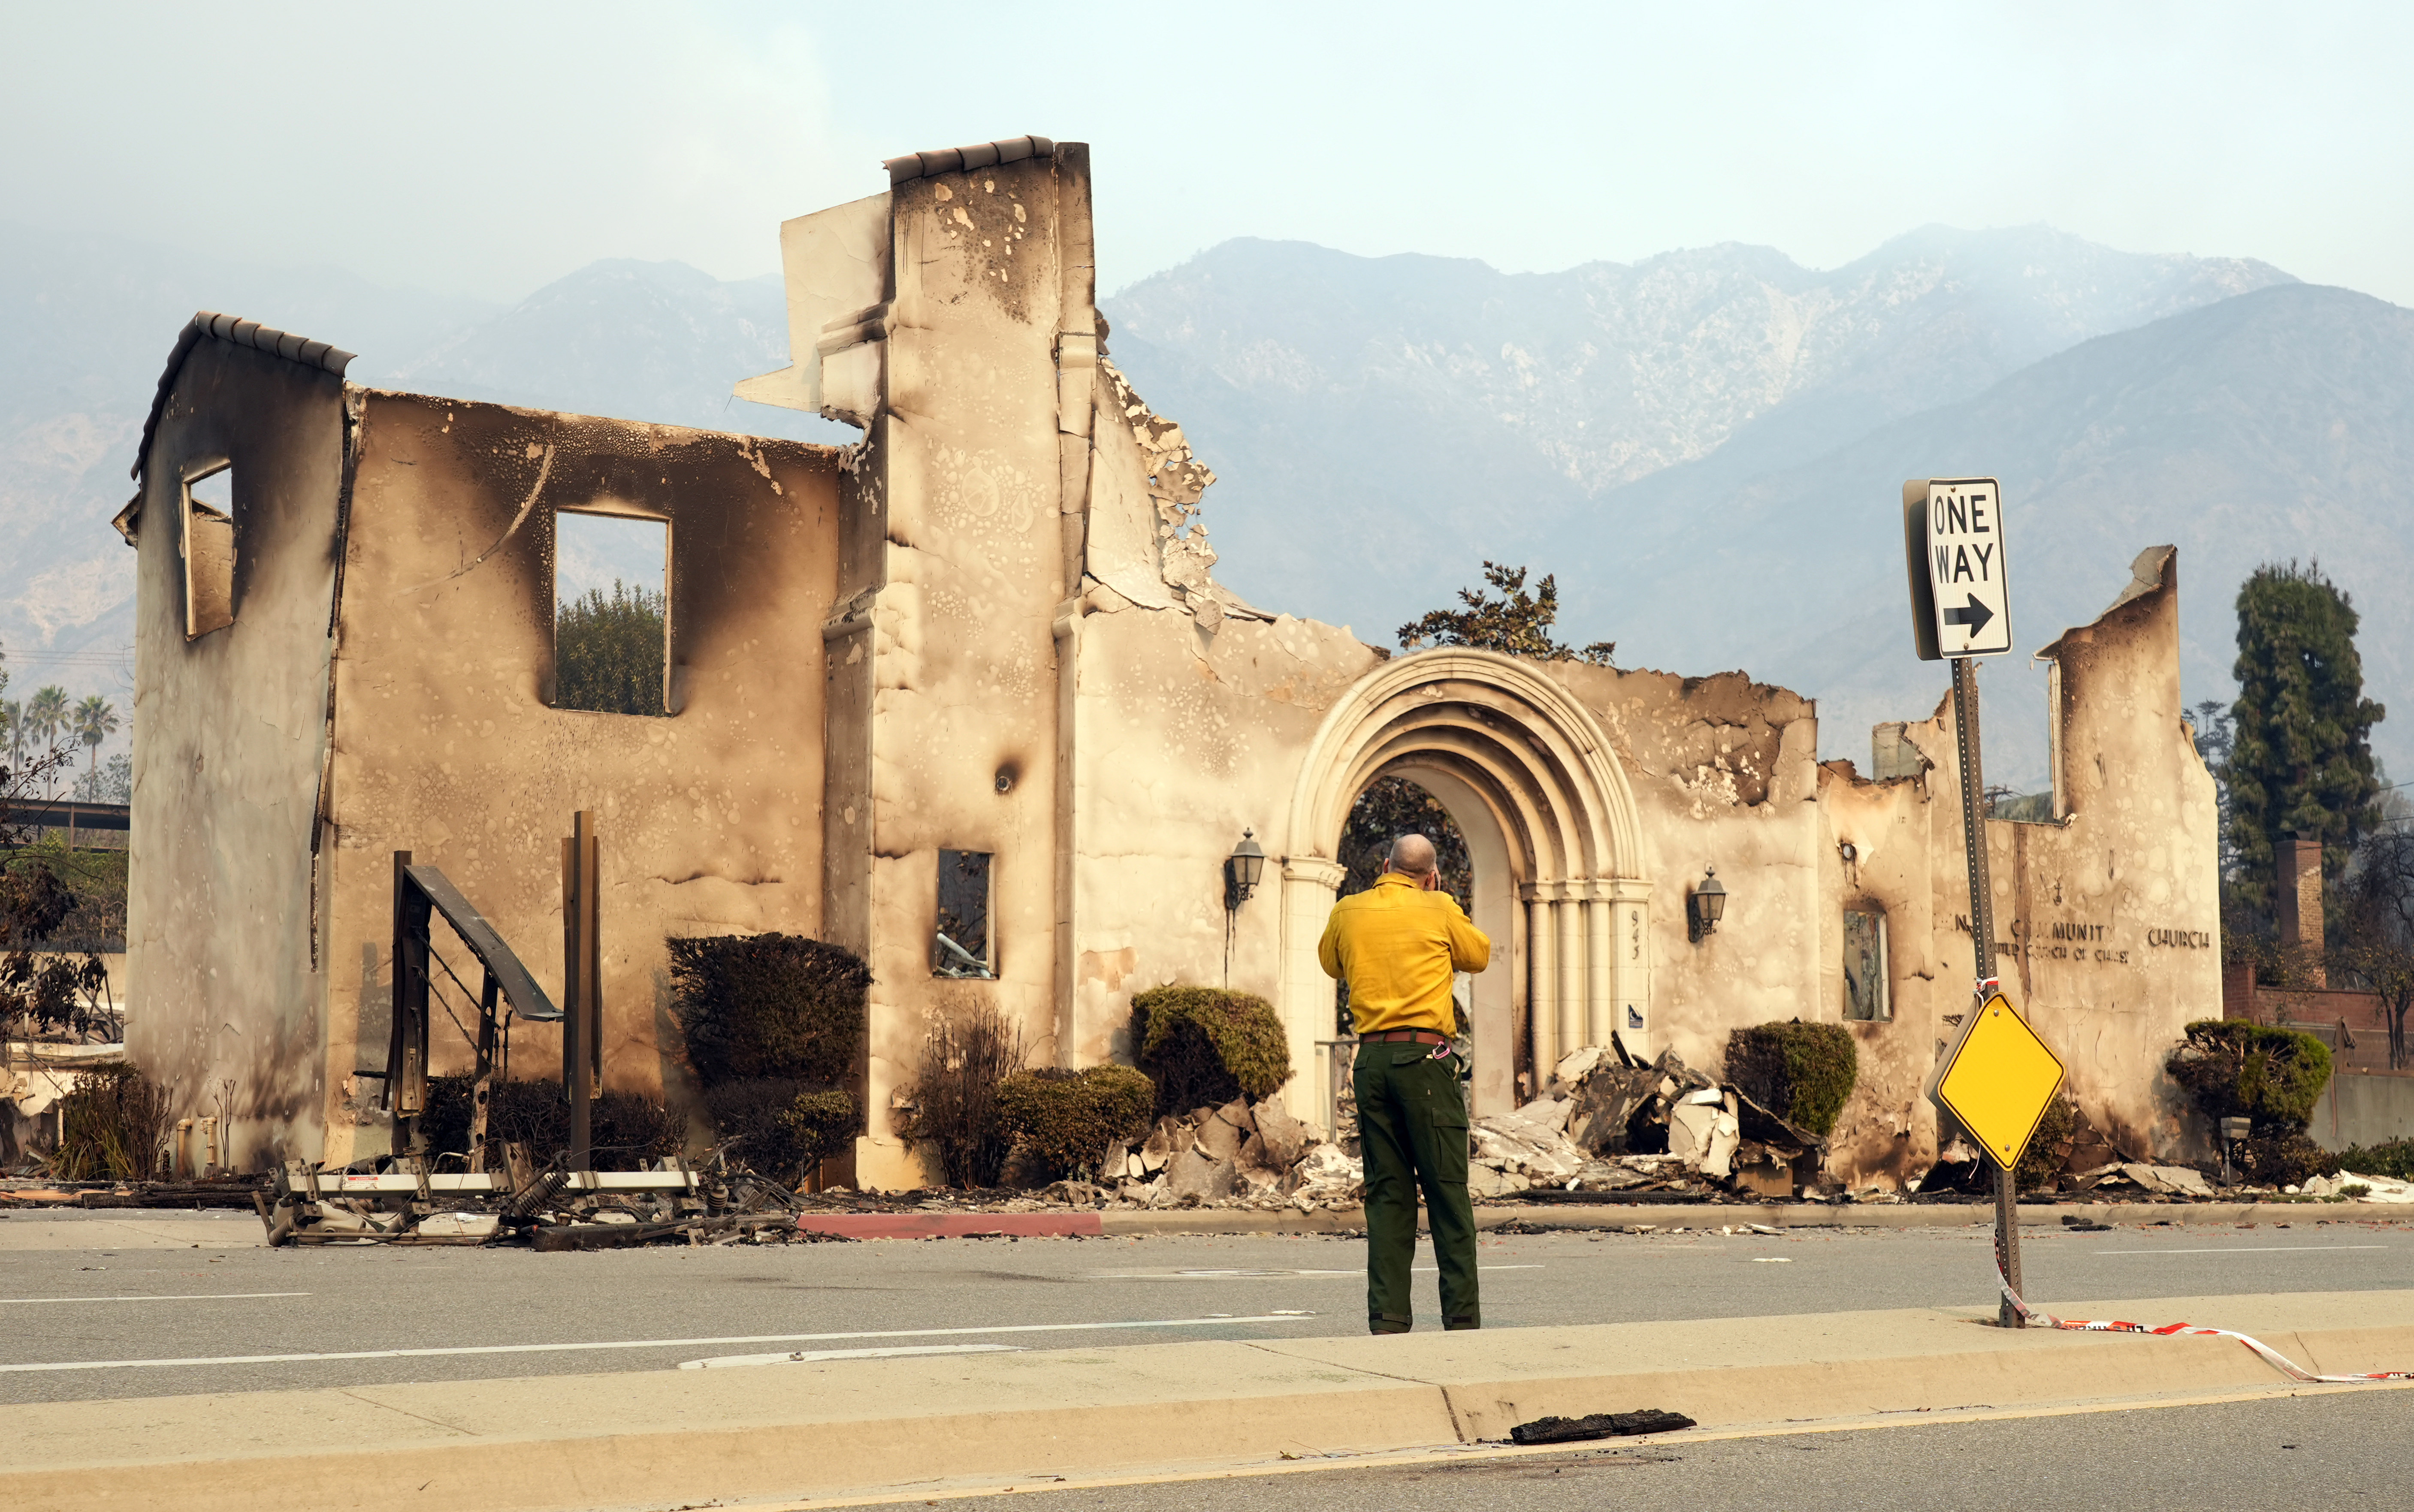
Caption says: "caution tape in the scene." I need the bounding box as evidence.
[1996,1267,2414,1384]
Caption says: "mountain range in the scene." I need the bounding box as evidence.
[3,217,2406,792]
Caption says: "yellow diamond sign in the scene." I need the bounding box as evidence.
[1926,992,2066,1168]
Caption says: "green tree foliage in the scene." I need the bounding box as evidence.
[556,579,666,715]
[1397,562,1614,664]
[2166,1020,2333,1134]
[72,694,118,773]
[2226,562,2385,909]
[2335,829,2414,1070]
[668,933,872,1088]
[1723,1020,1858,1137]
[1338,776,1472,910]
[996,1065,1157,1180]
[1132,985,1293,1117]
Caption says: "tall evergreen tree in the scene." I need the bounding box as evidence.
[2226,561,2386,910]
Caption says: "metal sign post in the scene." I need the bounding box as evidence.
[1950,657,2024,1325]
[1904,477,2040,1327]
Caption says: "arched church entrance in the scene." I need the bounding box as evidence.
[1277,651,1651,1129]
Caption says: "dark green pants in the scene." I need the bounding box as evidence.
[1354,1042,1478,1333]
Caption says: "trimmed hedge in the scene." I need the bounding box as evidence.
[1132,985,1292,1117]
[2165,1020,2332,1135]
[996,1065,1156,1181]
[701,1079,858,1185]
[669,933,871,1088]
[1723,1020,1857,1137]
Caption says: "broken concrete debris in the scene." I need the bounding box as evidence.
[1104,1096,1363,1211]
[1468,1035,1828,1202]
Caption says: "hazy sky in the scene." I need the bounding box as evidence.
[3,2,2410,303]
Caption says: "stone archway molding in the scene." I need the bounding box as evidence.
[1274,649,1653,1130]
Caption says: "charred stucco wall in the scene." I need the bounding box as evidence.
[1069,604,1381,1068]
[124,340,348,1167]
[825,150,1086,1188]
[1816,548,2220,1182]
[1545,664,1826,1075]
[317,393,841,1163]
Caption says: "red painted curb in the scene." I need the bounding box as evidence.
[795,1211,1106,1240]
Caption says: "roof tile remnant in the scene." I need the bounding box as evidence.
[883,136,1055,186]
[131,311,356,483]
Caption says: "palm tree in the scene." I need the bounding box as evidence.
[73,695,120,775]
[26,685,70,752]
[0,698,20,770]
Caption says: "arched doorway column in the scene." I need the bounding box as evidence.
[1277,651,1651,1131]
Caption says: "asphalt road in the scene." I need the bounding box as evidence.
[1001,1391,2413,1512]
[1,1210,2408,1403]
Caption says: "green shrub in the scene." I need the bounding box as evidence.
[2165,1020,2332,1135]
[1722,1020,1857,1137]
[421,1076,684,1172]
[700,1079,858,1185]
[997,1065,1156,1181]
[2331,1138,2414,1181]
[1132,985,1291,1117]
[670,933,872,1089]
[51,1064,169,1180]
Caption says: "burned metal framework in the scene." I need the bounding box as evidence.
[382,853,561,1163]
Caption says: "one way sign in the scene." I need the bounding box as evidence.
[1903,477,2012,660]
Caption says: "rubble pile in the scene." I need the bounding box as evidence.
[1466,1038,1829,1202]
[1103,1096,1364,1210]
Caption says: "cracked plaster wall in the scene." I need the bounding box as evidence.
[316,393,841,1164]
[124,340,347,1168]
[824,150,1081,1189]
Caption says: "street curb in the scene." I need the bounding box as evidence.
[797,1212,1106,1240]
[6,1292,2408,1512]
[1089,1200,2384,1237]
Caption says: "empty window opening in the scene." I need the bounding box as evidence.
[935,850,994,978]
[182,462,236,639]
[553,511,669,716]
[1843,909,1890,1022]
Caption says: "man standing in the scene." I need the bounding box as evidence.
[1318,833,1491,1334]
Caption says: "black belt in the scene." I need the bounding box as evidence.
[1361,1029,1448,1044]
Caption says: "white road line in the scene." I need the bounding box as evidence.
[0,1311,1321,1374]
[0,1292,309,1306]
[681,1343,1019,1370]
[2094,1246,2390,1255]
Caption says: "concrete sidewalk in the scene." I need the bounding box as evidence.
[6,1290,2409,1512]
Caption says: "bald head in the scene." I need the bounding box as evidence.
[1386,833,1439,880]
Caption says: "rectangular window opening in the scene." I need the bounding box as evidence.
[553,510,669,716]
[935,850,994,978]
[1843,909,1890,1022]
[183,463,236,639]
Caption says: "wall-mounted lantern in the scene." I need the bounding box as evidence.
[1687,864,1727,943]
[1225,829,1267,910]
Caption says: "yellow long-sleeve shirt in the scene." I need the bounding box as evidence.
[1317,873,1492,1036]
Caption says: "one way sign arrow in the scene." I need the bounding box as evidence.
[1943,595,1994,636]
[1902,478,2012,659]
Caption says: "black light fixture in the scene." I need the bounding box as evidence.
[1225,829,1267,910]
[1688,864,1727,943]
